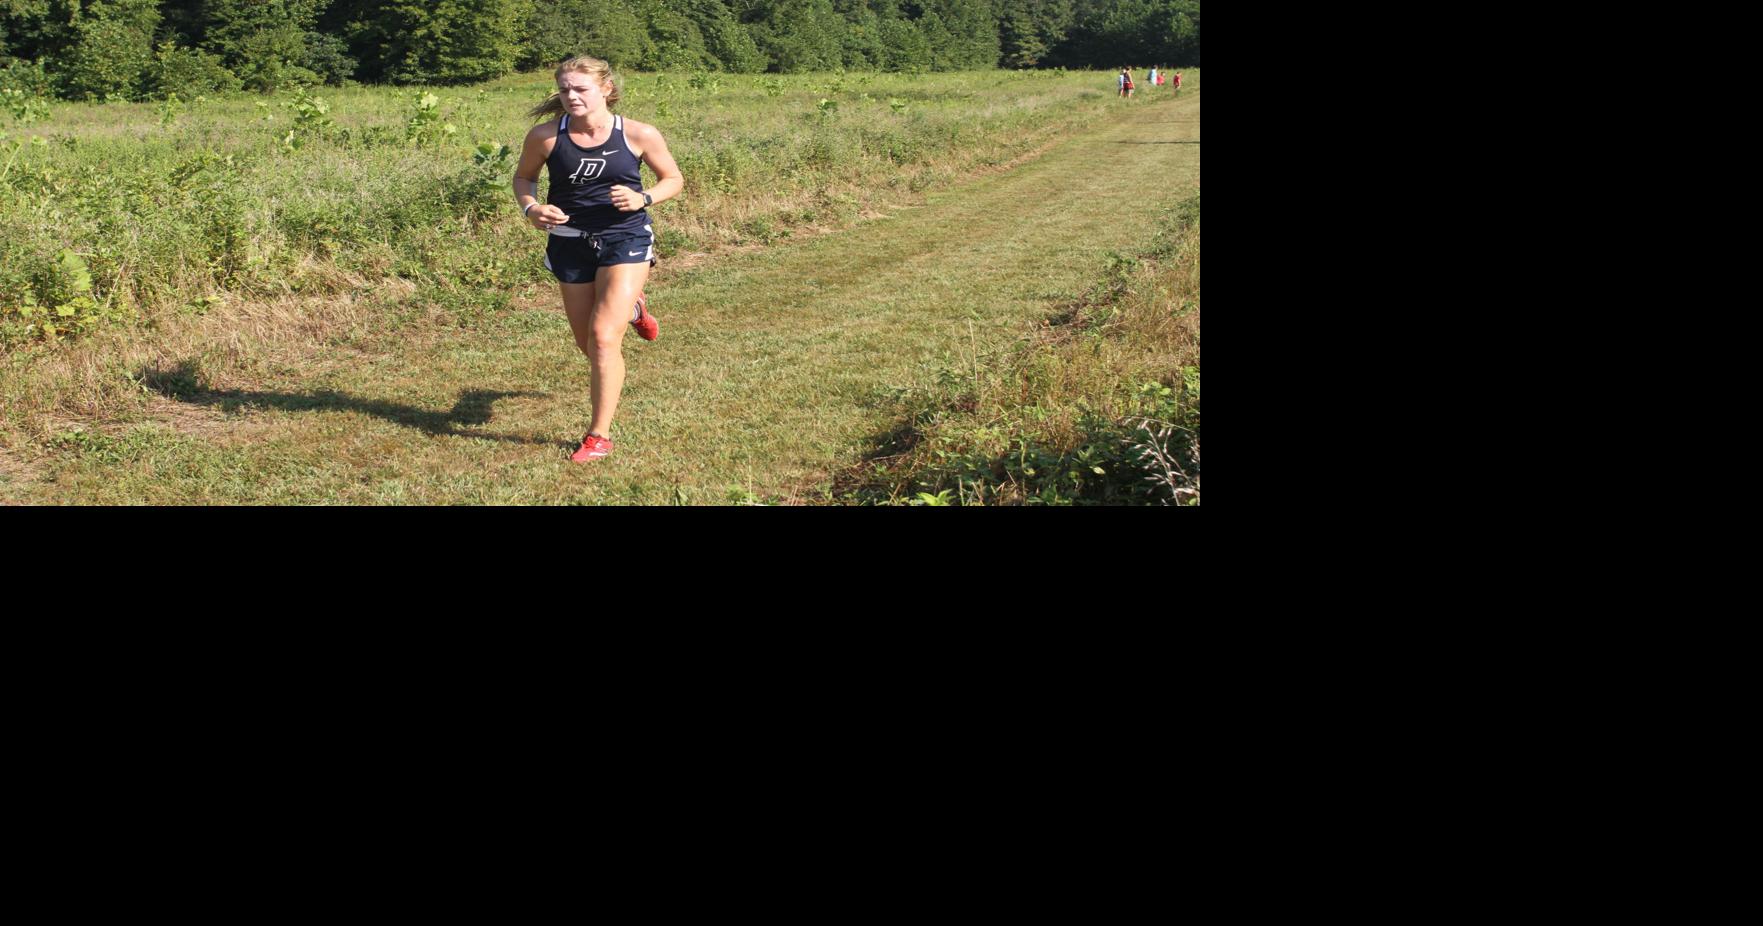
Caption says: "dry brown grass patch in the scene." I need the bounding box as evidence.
[1,282,421,433]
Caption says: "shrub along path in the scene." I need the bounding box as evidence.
[8,92,1199,504]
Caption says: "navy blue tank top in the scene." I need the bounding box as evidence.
[546,113,647,233]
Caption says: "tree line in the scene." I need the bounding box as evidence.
[0,0,1199,101]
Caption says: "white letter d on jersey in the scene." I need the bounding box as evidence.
[570,159,607,183]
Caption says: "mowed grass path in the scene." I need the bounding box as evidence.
[9,93,1199,504]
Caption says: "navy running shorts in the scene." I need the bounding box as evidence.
[544,226,656,284]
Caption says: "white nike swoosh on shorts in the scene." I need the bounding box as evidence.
[629,250,642,256]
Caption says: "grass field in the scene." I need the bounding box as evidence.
[0,69,1199,504]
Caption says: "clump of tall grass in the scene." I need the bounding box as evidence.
[840,195,1200,506]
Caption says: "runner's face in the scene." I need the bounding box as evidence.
[558,74,609,116]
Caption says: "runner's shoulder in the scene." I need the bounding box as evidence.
[524,119,561,147]
[621,117,663,144]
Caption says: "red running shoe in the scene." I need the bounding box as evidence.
[571,432,613,463]
[631,291,659,341]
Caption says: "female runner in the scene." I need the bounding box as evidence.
[513,55,684,463]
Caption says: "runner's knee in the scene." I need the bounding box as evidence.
[591,321,625,353]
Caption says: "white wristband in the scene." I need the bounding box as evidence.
[522,202,539,216]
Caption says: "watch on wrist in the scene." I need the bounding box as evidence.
[641,192,653,207]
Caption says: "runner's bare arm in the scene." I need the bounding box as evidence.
[609,120,684,212]
[514,123,569,228]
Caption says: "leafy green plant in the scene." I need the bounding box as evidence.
[0,132,40,184]
[738,215,782,243]
[197,189,253,284]
[157,94,185,128]
[2,88,50,125]
[406,90,456,145]
[0,60,52,97]
[3,250,133,344]
[442,142,516,222]
[282,88,335,150]
[725,486,768,505]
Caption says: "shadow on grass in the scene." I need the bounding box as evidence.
[1112,141,1201,145]
[137,361,554,446]
[825,417,926,502]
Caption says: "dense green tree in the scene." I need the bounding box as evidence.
[632,0,713,70]
[2,1,49,62]
[996,0,1071,68]
[58,17,151,98]
[1048,0,1198,69]
[998,5,1043,68]
[300,31,356,83]
[146,39,241,97]
[10,0,1200,99]
[1166,0,1199,66]
[84,0,154,31]
[682,0,766,72]
[739,0,843,73]
[519,0,653,71]
[3,0,149,64]
[191,0,326,90]
[873,10,929,71]
[841,0,932,72]
[153,1,351,87]
[913,7,950,68]
[36,0,161,100]
[920,0,995,69]
[157,1,202,48]
[828,0,883,69]
[345,0,531,84]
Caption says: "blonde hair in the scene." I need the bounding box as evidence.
[528,56,622,121]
